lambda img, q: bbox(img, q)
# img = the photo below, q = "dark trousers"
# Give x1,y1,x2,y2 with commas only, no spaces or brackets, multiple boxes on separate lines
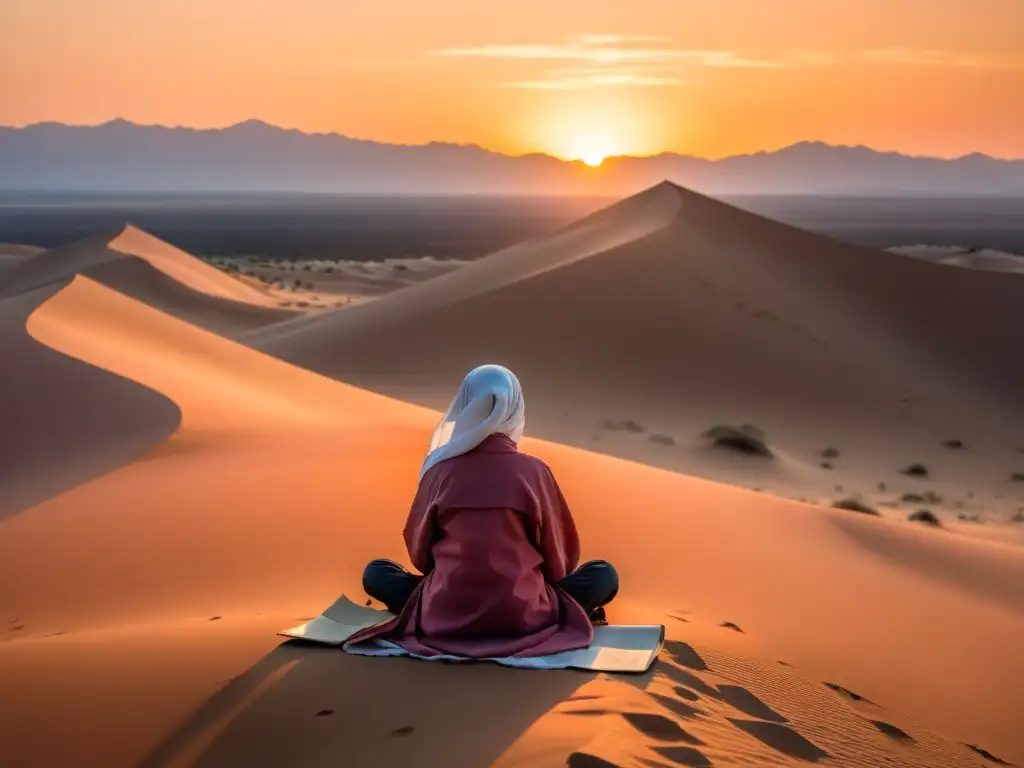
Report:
362,558,619,618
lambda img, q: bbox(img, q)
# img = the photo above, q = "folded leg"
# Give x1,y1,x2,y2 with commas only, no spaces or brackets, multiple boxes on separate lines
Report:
558,560,619,620
362,559,422,615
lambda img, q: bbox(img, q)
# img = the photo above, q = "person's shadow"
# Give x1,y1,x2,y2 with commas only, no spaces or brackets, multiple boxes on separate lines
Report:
141,640,592,767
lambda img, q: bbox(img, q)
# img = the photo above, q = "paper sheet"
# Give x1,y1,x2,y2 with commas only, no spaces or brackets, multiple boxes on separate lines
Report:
280,596,664,673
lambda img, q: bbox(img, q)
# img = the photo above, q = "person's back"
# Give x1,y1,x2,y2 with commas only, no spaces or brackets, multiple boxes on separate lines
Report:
413,437,569,640
356,364,618,659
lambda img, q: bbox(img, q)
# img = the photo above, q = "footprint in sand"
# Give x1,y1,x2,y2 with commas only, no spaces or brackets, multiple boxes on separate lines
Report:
719,621,744,633
823,682,877,705
965,744,1014,765
716,685,788,723
649,693,706,720
566,753,622,768
651,745,713,767
870,720,913,741
314,709,334,717
621,713,705,745
658,662,720,699
728,718,829,763
671,686,700,702
662,640,708,671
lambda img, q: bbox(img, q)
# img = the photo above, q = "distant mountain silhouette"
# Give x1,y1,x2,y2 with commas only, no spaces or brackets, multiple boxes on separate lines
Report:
2,120,1022,195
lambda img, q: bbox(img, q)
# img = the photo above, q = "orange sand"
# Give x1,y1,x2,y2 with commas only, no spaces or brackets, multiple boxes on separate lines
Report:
1,186,1022,767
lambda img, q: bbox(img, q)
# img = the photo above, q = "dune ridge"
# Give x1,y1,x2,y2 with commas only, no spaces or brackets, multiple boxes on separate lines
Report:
1,183,1022,766
0,280,180,521
0,225,296,334
252,183,1024,513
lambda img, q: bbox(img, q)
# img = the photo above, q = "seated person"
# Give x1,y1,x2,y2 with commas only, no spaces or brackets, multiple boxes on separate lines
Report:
354,364,618,658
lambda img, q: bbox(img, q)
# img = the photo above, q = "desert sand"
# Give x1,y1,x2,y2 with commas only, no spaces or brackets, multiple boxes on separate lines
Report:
0,225,296,335
1,183,1022,767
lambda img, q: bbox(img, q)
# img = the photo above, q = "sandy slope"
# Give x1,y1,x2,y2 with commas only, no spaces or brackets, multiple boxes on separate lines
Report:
0,280,179,521
252,183,1024,526
0,273,1022,767
0,226,295,334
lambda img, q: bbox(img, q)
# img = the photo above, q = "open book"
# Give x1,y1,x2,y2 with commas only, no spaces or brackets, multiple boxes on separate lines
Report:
280,596,664,673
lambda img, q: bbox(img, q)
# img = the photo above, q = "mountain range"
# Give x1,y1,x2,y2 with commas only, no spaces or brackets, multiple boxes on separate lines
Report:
2,119,1022,195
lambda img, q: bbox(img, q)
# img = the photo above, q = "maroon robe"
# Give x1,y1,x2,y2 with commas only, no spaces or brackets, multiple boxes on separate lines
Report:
350,434,594,657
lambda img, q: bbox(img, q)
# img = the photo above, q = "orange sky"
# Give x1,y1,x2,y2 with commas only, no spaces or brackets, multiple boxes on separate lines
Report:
4,0,1023,160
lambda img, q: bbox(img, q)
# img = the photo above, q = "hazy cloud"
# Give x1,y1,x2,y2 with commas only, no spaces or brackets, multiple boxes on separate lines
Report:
433,36,802,69
857,48,1023,68
430,36,1019,91
504,72,691,90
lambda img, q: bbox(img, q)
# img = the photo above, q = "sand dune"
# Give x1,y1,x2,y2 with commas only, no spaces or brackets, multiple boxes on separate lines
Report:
0,225,296,334
253,183,1024,521
1,185,1022,766
0,280,179,520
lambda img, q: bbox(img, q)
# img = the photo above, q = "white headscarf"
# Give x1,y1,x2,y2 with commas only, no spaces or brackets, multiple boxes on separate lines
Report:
419,364,526,481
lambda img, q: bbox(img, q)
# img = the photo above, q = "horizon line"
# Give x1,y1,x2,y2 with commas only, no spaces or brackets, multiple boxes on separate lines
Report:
3,118,1022,164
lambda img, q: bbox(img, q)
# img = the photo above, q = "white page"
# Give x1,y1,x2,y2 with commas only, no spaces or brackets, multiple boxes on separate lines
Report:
279,596,665,673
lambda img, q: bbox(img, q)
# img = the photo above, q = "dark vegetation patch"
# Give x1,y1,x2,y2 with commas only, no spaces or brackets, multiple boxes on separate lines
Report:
703,424,772,457
908,509,942,527
832,498,879,516
901,463,929,478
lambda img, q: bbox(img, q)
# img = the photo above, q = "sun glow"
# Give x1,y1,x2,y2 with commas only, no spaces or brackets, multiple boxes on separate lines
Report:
569,136,621,167
531,99,659,168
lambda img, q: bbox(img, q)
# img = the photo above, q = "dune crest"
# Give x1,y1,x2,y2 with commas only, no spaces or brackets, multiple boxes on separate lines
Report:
107,225,282,306
1,184,1022,766
0,281,179,521
250,183,1024,513
0,225,295,334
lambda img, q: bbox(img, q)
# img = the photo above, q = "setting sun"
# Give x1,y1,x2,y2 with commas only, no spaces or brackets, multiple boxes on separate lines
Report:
581,152,606,167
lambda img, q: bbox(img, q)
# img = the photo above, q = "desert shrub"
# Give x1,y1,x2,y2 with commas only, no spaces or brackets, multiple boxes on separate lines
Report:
944,439,965,449
1011,472,1024,482
901,463,929,478
832,498,879,516
1011,509,1024,523
820,461,833,470
649,433,675,447
900,492,925,503
908,509,941,527
703,424,772,457
296,300,310,308
821,447,840,459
